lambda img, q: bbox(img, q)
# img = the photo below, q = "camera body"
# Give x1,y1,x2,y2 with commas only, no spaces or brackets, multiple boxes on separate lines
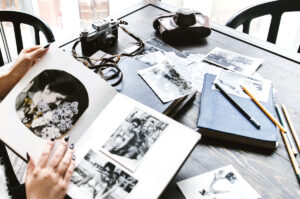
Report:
153,8,211,43
80,18,119,56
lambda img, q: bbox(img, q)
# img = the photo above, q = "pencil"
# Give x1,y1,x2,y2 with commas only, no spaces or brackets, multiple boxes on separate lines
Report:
280,128,300,183
242,86,287,133
282,104,300,152
275,105,298,156
215,82,261,129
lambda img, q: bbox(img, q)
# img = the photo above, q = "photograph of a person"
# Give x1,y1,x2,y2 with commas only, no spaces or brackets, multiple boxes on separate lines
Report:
203,47,263,75
15,69,89,140
70,149,138,199
139,63,193,103
102,108,169,171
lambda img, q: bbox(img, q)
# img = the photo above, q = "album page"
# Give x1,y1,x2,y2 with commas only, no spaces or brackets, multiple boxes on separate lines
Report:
0,47,117,161
68,93,201,199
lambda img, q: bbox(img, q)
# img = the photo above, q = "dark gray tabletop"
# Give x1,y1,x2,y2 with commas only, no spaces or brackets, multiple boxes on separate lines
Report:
61,2,300,199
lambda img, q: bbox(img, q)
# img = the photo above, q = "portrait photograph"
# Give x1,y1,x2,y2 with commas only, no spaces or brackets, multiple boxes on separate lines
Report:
102,107,169,171
203,47,263,76
139,63,193,103
70,149,138,199
15,69,89,140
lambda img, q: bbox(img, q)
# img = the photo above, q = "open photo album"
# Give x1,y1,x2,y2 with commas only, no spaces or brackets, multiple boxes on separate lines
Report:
0,47,200,199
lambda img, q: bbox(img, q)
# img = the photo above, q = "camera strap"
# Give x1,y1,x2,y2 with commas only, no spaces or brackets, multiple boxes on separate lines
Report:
72,22,145,87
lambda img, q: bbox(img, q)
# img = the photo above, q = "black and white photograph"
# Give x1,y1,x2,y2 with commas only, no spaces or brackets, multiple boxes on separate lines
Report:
214,70,271,102
70,149,138,199
102,107,169,171
182,50,205,63
126,45,169,66
15,69,89,140
145,38,193,69
138,63,193,103
203,47,263,75
177,165,261,199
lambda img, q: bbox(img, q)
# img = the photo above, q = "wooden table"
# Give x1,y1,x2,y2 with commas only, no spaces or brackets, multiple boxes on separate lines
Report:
61,2,300,199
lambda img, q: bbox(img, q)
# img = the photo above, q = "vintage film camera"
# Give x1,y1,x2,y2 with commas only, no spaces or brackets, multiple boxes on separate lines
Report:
80,18,120,56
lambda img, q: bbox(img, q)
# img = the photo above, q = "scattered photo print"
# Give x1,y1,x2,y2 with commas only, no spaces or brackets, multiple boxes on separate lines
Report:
175,60,222,92
125,45,169,66
102,107,169,171
177,165,261,199
203,47,263,75
182,50,205,63
214,70,271,102
15,70,89,140
70,149,138,199
139,63,193,103
145,38,193,69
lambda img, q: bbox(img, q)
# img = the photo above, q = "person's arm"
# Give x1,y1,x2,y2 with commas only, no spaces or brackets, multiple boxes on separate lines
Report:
114,132,135,150
0,45,49,99
25,137,75,199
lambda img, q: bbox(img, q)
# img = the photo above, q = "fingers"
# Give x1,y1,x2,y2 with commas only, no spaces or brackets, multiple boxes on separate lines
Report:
56,144,74,176
49,136,69,169
28,47,49,60
37,140,55,168
64,157,76,182
26,153,36,175
22,46,41,54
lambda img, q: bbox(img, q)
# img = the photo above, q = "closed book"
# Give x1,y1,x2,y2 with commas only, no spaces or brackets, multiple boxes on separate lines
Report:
115,57,195,116
197,74,278,149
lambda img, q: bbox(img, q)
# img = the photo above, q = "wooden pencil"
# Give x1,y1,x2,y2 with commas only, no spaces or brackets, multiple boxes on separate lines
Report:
242,86,287,133
275,105,298,155
280,129,300,183
282,104,300,152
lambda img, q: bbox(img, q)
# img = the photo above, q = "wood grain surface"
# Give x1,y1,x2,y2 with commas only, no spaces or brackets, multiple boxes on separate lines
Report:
51,2,300,199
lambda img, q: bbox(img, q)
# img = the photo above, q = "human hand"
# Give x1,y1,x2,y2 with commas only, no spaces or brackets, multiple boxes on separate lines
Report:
0,45,50,98
25,136,75,199
10,45,50,82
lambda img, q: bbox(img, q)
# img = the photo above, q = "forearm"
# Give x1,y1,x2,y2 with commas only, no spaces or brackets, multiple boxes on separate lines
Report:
0,72,20,99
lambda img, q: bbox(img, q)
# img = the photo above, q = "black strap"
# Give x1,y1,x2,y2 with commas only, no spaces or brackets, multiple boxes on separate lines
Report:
72,23,144,87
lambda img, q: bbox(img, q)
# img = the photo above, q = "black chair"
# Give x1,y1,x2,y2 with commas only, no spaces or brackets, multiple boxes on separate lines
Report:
225,0,300,53
0,10,55,66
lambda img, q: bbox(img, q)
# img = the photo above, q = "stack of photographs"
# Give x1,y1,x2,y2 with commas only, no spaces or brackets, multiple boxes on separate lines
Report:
138,63,194,103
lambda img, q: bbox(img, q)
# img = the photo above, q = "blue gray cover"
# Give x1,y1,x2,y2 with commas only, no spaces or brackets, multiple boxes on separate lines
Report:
197,74,278,148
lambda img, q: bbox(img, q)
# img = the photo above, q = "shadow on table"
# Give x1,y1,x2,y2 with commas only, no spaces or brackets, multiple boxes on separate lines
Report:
199,135,276,155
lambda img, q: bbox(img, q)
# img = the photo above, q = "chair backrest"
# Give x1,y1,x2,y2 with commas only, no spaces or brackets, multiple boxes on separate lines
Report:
225,0,300,52
0,10,55,64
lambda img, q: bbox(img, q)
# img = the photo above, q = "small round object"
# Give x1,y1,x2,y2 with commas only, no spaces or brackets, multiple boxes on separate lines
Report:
173,8,196,27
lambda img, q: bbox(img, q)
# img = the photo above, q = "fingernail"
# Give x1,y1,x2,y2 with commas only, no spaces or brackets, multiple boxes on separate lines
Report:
43,43,51,49
50,136,56,142
72,155,76,160
26,152,30,161
64,135,70,142
70,143,74,150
